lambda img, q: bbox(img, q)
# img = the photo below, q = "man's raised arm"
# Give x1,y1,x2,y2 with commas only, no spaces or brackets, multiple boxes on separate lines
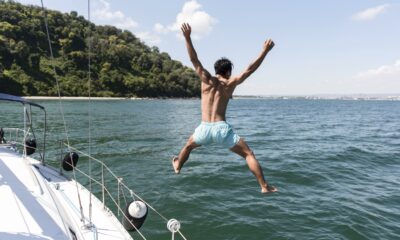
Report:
230,39,275,86
181,23,211,82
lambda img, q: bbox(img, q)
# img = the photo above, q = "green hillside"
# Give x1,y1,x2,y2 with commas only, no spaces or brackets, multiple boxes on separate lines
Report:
0,1,200,97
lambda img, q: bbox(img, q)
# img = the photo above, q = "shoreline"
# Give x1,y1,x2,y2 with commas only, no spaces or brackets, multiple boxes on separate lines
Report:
23,96,201,100
23,95,400,101
24,96,141,100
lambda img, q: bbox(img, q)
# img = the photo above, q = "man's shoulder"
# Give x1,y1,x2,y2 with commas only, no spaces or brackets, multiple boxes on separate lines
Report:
202,75,218,85
225,76,240,88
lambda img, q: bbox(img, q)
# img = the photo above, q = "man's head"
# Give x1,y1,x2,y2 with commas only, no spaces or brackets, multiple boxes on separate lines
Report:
214,58,233,77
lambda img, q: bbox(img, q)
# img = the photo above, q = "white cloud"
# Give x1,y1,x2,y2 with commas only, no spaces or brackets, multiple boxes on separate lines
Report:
16,0,214,45
92,0,159,46
136,32,161,45
354,60,400,80
352,4,389,21
93,0,138,31
345,60,400,93
154,23,169,34
115,19,138,30
155,0,216,40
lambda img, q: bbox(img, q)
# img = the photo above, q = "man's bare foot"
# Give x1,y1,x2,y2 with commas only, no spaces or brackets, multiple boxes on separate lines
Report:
261,184,277,194
171,156,180,174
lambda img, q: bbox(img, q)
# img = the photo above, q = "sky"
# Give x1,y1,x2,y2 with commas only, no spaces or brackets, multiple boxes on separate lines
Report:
15,0,400,95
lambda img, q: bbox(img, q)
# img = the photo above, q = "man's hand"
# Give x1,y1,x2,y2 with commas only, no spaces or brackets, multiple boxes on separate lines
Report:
181,23,191,39
231,38,274,86
263,39,275,52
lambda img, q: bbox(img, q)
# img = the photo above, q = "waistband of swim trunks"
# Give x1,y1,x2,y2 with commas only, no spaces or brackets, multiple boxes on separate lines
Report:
201,121,228,126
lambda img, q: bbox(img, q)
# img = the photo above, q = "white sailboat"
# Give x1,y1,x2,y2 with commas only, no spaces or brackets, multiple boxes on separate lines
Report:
0,94,185,240
0,93,130,239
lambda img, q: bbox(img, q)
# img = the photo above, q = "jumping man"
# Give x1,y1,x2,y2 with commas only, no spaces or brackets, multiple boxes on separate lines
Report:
172,23,277,193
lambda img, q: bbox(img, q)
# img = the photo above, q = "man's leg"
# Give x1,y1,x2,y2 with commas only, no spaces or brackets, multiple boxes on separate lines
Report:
230,138,277,193
172,135,201,174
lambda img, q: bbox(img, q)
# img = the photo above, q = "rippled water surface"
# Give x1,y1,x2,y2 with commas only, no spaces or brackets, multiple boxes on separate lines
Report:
1,99,399,239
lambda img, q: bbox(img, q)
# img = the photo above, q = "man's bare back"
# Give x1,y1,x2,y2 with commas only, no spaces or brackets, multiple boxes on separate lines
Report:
201,76,234,122
173,23,277,194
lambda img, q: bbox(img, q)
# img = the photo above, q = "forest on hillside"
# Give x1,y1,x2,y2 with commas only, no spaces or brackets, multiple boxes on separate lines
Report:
0,1,201,97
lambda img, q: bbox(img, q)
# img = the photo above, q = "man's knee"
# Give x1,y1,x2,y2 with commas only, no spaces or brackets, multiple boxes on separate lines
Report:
245,150,255,158
239,140,254,157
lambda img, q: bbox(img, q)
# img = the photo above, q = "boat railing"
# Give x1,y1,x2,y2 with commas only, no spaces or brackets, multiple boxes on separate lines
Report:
0,127,186,239
1,128,27,145
59,142,187,240
0,128,44,158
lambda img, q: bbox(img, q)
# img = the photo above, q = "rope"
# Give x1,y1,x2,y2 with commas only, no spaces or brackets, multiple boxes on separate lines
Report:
39,0,86,223
167,219,187,240
87,0,93,225
178,230,188,240
121,181,128,207
117,177,122,217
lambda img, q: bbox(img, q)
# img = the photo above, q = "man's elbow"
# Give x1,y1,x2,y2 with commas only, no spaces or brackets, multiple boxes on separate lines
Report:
190,57,199,65
243,69,254,78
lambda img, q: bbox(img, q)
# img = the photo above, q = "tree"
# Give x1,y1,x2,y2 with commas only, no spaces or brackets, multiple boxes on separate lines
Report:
0,1,200,97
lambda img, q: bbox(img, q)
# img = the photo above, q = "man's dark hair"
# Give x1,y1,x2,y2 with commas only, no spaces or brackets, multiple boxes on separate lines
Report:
214,58,233,76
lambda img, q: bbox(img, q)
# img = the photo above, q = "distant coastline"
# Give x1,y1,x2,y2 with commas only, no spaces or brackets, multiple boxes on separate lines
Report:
24,96,138,100
233,94,400,101
23,94,400,101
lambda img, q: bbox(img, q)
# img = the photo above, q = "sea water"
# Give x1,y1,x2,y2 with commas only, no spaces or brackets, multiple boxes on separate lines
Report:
1,99,399,239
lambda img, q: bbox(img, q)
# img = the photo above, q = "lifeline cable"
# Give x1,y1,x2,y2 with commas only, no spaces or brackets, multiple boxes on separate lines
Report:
87,0,93,226
40,0,86,224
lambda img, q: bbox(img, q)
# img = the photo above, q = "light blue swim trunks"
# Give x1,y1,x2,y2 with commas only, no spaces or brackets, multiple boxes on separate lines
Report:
193,121,240,148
